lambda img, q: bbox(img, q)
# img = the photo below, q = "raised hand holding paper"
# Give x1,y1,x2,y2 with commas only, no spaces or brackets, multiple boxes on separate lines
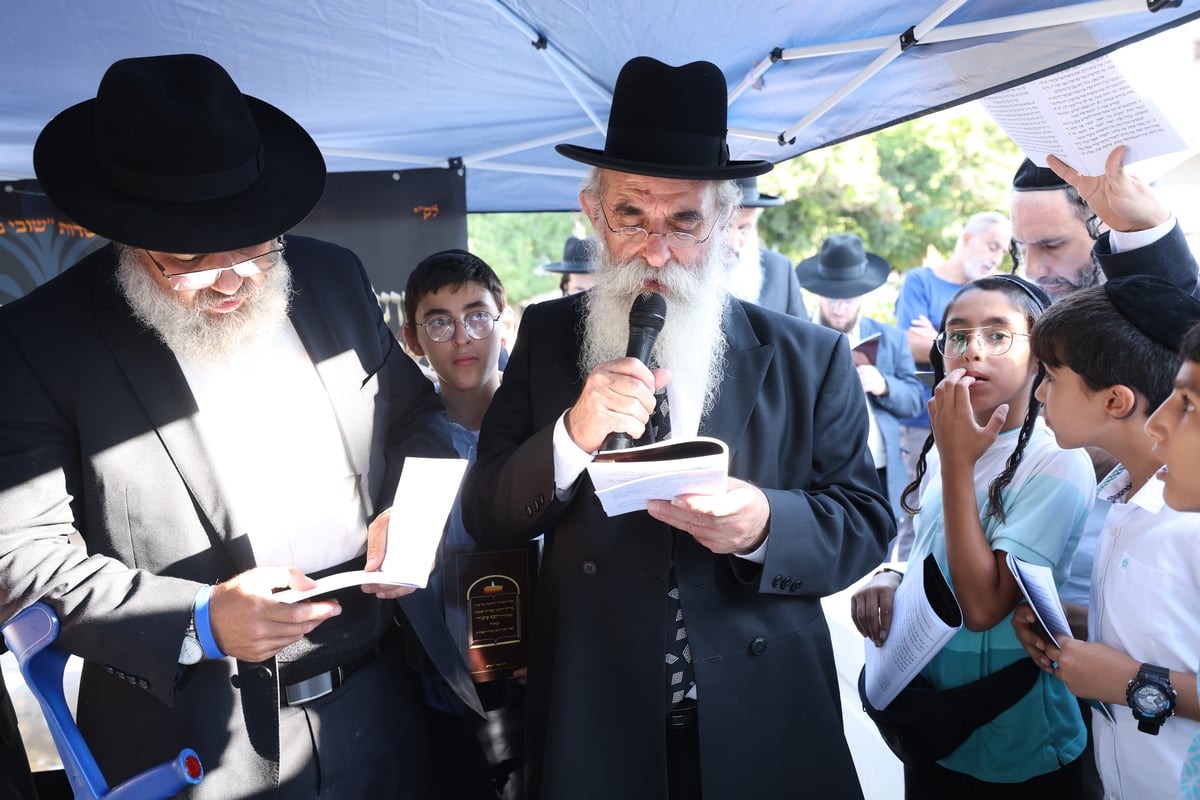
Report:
273,457,468,602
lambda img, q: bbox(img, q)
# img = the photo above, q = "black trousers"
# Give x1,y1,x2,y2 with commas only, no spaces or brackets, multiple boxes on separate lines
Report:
903,754,1083,800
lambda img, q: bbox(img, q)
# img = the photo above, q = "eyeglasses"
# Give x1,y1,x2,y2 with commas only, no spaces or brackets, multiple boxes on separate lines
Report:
935,326,1030,357
597,202,725,249
417,310,501,343
145,238,284,292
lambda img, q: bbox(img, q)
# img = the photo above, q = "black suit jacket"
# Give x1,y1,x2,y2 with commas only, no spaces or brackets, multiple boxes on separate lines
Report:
1095,221,1200,299
0,237,480,796
463,295,891,799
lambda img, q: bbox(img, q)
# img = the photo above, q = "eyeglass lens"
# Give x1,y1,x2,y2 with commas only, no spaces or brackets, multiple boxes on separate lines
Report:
422,311,497,342
938,327,1019,356
153,242,283,291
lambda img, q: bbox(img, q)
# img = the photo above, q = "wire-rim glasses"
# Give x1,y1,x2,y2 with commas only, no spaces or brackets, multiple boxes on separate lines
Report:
935,326,1030,357
418,310,501,343
597,202,725,249
146,238,284,292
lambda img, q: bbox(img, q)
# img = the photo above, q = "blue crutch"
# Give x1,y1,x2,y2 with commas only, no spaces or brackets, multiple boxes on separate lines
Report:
1,603,204,799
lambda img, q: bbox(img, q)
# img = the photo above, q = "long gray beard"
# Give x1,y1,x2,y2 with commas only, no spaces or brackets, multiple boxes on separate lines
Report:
725,239,763,305
578,239,729,418
115,245,293,361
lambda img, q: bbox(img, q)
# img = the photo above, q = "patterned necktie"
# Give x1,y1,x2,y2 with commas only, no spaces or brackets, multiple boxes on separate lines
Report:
656,391,694,705
650,389,671,443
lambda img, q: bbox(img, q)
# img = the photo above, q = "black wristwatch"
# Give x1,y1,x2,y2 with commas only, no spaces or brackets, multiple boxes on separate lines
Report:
1126,663,1177,735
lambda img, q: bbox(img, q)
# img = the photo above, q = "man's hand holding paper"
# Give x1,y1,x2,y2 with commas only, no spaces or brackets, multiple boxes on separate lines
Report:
647,476,769,555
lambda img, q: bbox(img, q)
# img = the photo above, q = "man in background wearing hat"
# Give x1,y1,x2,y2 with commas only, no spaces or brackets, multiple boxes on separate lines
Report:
463,56,890,800
798,234,924,522
541,235,598,297
723,176,808,318
0,54,480,798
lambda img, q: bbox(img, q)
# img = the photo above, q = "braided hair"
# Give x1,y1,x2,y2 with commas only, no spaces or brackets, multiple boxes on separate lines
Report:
900,275,1051,524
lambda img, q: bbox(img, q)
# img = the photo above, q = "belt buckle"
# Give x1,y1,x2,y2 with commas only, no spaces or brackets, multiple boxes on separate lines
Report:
283,666,344,707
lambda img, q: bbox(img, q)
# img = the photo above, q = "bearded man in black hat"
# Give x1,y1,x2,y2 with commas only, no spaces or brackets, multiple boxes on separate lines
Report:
463,56,891,800
0,54,481,798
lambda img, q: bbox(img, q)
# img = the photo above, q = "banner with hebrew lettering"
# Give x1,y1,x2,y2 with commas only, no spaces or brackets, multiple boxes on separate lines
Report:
0,180,105,304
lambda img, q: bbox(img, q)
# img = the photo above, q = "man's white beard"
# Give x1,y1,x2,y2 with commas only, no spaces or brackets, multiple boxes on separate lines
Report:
579,239,729,418
115,245,293,361
725,238,763,305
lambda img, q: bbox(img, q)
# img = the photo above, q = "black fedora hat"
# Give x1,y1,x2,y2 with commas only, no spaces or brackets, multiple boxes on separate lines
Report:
736,177,784,208
34,53,326,253
556,57,772,180
796,234,891,299
541,236,598,274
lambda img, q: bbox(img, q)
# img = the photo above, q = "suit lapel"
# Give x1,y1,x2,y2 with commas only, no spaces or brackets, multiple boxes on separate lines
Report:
701,302,774,465
91,258,251,567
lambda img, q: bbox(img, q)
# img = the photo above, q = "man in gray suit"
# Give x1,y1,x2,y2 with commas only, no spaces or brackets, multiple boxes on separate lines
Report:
463,56,890,800
0,54,479,798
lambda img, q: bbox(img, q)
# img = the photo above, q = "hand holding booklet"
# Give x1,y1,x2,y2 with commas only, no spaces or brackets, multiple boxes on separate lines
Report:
863,554,963,710
585,436,728,516
273,457,468,603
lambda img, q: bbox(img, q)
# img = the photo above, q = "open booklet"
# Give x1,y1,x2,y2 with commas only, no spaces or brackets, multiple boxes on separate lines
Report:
863,553,963,710
273,457,468,603
585,436,728,517
979,52,1190,176
1004,553,1072,648
850,331,881,367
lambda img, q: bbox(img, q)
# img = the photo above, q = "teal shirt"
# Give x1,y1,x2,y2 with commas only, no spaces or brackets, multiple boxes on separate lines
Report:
908,419,1094,782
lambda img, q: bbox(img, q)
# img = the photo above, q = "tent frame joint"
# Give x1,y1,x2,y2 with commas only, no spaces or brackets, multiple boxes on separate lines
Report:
1148,0,1181,11
899,25,919,51
531,33,547,49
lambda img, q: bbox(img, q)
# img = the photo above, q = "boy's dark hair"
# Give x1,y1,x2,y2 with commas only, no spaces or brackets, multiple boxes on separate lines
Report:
1031,285,1182,412
1184,322,1200,364
403,249,506,333
901,275,1048,524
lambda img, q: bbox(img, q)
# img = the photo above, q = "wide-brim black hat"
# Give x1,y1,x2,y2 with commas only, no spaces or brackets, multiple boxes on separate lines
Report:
796,233,891,299
736,176,784,208
541,236,598,274
557,57,772,180
34,53,326,253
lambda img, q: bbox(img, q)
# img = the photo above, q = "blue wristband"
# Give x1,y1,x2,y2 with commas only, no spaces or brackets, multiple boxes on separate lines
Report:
193,585,226,660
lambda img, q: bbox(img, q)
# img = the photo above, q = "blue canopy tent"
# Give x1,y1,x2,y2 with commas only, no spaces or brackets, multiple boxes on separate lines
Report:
1,0,1198,213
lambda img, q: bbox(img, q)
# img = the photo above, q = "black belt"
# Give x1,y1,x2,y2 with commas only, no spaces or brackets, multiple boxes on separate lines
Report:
281,640,388,707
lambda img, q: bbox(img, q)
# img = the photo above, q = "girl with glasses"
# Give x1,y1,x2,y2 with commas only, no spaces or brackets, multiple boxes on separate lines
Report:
853,275,1095,797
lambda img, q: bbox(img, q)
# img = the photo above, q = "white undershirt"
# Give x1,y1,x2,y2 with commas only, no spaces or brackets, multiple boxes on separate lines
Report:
175,321,366,573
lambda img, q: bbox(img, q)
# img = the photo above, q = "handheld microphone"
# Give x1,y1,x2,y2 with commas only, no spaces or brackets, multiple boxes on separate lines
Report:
601,291,667,451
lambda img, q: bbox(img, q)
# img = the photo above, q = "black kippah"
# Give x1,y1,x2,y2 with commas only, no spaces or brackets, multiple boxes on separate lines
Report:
1012,158,1068,192
991,274,1051,312
1104,275,1200,350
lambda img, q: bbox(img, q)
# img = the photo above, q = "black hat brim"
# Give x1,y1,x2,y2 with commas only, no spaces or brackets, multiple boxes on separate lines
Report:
556,143,773,181
34,95,326,253
796,253,891,299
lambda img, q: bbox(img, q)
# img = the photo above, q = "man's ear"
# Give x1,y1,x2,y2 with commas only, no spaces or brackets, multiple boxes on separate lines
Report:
1106,384,1141,421
579,190,599,231
400,326,424,358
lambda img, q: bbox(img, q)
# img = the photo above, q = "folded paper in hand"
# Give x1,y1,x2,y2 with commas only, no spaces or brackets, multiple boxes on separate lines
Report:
274,457,468,603
1005,553,1071,648
586,436,728,516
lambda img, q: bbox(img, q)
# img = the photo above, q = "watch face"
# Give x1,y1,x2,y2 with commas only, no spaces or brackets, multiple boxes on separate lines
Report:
179,636,204,665
1132,684,1170,715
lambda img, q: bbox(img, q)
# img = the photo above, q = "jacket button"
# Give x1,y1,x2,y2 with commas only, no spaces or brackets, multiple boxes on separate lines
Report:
750,637,768,656
230,674,241,689
582,561,598,576
256,665,274,681
525,505,533,517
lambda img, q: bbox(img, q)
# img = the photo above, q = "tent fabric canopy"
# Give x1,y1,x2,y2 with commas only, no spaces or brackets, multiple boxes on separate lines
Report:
1,0,1197,213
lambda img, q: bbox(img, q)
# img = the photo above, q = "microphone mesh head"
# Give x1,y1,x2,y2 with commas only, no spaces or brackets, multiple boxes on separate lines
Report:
630,291,667,330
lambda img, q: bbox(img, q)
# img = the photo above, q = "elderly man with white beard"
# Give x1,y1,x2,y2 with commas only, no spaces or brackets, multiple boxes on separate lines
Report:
462,57,892,800
0,54,481,798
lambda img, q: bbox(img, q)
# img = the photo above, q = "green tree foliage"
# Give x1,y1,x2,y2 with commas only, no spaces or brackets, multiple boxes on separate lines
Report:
759,108,1020,273
466,210,585,307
